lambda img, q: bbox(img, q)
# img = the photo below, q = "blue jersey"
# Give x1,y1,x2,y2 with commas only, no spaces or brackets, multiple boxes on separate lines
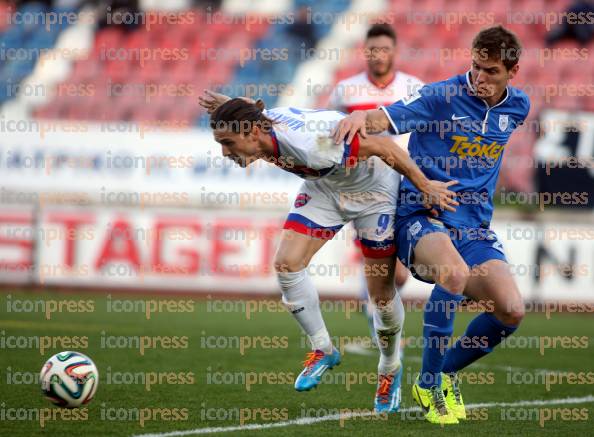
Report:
381,71,530,228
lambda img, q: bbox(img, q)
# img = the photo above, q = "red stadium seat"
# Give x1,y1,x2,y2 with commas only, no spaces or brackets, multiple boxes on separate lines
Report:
162,101,200,125
516,0,546,14
0,2,13,33
244,17,269,39
443,0,478,12
92,28,124,58
124,30,154,52
137,61,163,82
390,0,414,15
169,60,199,84
34,101,62,119
132,104,164,122
584,96,594,112
143,11,173,35
104,60,133,82
70,58,102,82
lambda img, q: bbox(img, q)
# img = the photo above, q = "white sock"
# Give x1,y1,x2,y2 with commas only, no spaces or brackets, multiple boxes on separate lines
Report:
278,269,333,354
373,291,404,374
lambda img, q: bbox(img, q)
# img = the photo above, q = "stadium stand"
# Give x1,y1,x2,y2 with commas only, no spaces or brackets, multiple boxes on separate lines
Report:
0,0,592,190
324,0,594,191
0,1,76,103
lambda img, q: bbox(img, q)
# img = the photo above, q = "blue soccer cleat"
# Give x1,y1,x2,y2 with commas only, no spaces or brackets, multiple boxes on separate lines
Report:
374,364,403,413
294,348,341,391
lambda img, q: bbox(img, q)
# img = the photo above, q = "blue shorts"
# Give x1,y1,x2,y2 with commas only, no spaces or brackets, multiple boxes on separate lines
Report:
395,213,507,283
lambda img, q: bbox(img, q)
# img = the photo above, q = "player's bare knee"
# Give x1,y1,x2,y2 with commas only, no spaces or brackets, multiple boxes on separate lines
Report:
273,254,306,273
394,267,408,288
495,291,526,326
499,303,525,326
370,283,394,307
441,263,470,293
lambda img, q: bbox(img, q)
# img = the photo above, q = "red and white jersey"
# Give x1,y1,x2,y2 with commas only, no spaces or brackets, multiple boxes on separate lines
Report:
264,106,397,193
327,71,424,148
264,107,400,247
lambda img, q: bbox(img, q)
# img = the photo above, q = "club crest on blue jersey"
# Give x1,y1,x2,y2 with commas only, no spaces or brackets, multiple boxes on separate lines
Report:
382,71,530,229
498,114,509,131
294,193,311,208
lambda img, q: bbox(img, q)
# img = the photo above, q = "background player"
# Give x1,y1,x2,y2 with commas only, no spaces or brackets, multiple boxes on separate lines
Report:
327,23,424,350
332,25,530,425
202,93,458,413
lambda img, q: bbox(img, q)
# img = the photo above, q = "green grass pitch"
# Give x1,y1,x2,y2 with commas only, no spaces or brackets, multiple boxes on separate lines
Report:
0,290,593,436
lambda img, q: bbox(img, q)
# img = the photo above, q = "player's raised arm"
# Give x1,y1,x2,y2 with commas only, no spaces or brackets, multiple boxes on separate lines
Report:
199,90,262,114
357,135,459,212
331,109,390,144
198,90,231,113
333,83,440,145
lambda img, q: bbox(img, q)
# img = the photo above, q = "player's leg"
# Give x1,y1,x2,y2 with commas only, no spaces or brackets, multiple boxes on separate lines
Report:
364,253,406,413
440,232,523,419
274,228,330,349
275,184,344,391
410,231,469,389
395,259,409,288
359,252,408,352
350,240,378,350
443,260,523,374
275,229,343,391
396,216,468,424
365,255,403,373
354,211,404,413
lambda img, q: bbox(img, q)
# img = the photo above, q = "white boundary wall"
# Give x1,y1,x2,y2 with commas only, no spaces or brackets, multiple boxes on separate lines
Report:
0,126,592,301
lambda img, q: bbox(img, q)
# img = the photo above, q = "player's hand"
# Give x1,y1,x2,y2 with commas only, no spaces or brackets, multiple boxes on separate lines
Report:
198,90,230,114
421,180,459,213
332,110,367,144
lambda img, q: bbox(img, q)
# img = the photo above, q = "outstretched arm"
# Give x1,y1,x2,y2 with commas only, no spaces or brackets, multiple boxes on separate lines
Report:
357,135,459,213
333,84,439,145
198,90,231,113
199,90,262,114
332,109,391,144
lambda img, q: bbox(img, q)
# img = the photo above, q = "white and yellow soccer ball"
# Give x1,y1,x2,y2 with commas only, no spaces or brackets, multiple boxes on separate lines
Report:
40,351,99,408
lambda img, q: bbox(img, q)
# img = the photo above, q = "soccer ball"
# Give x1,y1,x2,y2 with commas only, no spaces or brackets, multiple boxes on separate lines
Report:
40,351,99,408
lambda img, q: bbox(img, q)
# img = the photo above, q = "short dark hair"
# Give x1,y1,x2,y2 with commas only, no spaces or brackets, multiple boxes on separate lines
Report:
210,98,273,134
472,25,522,70
366,24,396,44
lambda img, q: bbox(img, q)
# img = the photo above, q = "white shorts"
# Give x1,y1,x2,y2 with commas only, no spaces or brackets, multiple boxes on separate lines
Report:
283,175,399,259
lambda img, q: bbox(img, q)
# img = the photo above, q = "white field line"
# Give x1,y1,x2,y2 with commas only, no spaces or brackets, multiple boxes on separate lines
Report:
132,395,594,437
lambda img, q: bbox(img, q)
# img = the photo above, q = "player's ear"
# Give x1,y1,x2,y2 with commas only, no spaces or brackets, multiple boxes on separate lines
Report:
508,64,519,80
250,123,260,138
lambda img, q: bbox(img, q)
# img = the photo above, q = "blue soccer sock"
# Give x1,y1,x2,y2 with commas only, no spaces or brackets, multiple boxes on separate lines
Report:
442,312,518,374
419,285,465,389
